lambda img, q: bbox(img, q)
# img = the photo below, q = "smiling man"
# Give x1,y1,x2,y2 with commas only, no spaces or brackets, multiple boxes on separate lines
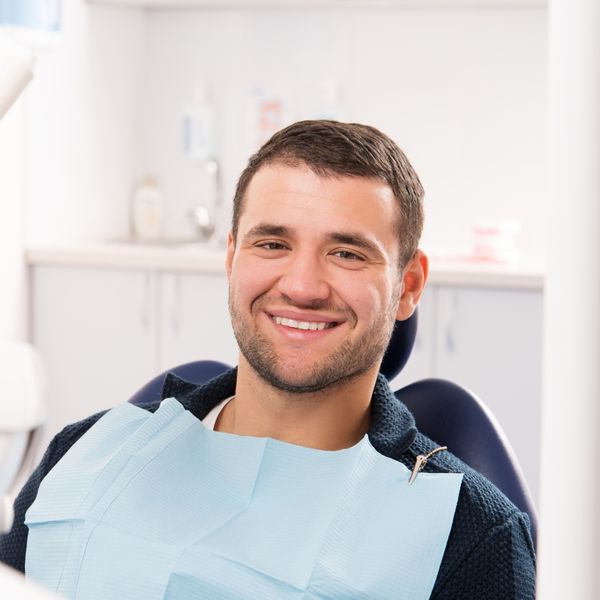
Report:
222,161,425,450
0,121,535,599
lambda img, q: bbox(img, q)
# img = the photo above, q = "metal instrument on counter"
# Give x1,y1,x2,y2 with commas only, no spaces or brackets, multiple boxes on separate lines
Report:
189,157,221,242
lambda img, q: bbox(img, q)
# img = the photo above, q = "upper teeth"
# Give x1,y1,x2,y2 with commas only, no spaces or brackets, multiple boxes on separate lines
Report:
274,316,332,331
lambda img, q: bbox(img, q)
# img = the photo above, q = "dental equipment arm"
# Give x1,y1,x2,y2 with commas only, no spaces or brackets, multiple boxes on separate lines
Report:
0,34,35,119
0,343,47,533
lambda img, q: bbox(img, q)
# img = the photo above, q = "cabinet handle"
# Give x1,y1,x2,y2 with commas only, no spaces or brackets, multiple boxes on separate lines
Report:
444,292,459,354
445,327,455,354
169,275,181,334
139,273,152,331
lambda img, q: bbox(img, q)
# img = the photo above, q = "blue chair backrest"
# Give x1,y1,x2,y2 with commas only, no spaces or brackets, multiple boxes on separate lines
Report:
395,378,537,545
128,360,231,407
380,311,418,381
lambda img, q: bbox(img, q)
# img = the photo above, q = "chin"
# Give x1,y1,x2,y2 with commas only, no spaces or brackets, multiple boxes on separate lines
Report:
252,361,369,396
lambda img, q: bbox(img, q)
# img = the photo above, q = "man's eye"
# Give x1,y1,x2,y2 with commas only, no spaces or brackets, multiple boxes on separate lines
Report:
332,250,364,261
257,242,287,251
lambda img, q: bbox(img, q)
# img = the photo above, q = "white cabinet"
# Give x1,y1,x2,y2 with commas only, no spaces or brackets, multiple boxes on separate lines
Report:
32,266,158,448
434,286,543,499
32,266,239,447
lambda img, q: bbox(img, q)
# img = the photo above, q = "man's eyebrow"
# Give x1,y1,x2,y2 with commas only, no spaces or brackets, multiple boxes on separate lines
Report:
327,231,383,255
243,223,291,239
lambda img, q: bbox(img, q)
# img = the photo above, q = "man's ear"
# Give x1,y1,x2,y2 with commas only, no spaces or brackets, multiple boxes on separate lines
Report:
395,250,429,321
225,231,235,279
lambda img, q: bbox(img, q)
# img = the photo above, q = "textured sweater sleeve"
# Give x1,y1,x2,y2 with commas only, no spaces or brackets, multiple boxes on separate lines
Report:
432,511,536,600
0,412,105,572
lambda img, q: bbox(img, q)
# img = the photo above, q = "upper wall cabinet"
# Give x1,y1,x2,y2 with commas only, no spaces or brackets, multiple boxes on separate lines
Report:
87,0,547,8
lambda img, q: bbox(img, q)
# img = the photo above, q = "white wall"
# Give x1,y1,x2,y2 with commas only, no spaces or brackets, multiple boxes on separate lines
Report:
25,0,144,245
22,5,547,254
136,7,547,255
0,99,28,341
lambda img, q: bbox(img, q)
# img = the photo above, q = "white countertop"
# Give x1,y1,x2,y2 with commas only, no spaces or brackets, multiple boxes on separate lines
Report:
26,241,545,290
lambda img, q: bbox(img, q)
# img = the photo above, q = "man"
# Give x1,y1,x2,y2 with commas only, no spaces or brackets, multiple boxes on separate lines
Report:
0,120,535,598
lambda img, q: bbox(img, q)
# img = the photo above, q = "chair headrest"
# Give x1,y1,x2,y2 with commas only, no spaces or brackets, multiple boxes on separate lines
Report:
379,310,418,381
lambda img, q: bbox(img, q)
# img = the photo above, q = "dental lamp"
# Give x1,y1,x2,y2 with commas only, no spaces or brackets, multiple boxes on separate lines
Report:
0,15,42,529
0,32,35,119
0,26,59,599
0,29,40,528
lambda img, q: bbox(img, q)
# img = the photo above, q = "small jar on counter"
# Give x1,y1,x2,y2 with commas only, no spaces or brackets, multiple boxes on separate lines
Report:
130,177,165,242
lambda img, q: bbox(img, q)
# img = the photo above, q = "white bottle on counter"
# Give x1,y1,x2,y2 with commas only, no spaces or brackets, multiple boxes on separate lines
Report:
130,177,164,242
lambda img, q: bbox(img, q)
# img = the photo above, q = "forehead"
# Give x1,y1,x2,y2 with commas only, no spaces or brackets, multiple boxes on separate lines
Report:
240,164,401,250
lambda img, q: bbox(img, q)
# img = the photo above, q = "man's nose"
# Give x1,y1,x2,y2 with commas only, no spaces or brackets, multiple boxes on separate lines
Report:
276,253,330,306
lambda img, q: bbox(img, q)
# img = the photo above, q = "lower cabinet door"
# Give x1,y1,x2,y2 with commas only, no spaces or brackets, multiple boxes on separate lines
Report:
32,266,158,448
434,286,543,501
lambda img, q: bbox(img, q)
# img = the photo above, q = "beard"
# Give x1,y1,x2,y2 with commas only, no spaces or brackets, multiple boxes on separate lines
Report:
228,290,399,395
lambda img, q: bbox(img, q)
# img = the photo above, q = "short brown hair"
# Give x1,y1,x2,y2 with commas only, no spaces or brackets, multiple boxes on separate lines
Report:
232,120,424,267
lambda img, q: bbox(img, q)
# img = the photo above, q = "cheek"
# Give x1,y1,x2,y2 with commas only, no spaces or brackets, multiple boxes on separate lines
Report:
230,258,279,303
336,277,389,318
365,280,400,319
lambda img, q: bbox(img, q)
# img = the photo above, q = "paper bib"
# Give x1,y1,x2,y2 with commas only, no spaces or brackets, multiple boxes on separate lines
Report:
25,399,462,599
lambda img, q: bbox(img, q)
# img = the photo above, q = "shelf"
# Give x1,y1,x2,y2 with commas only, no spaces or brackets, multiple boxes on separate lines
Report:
87,0,547,10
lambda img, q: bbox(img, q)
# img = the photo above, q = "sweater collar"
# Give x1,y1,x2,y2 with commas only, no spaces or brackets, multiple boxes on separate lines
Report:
161,368,417,459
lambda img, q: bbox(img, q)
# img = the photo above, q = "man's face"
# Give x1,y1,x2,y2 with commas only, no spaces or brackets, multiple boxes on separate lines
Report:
226,163,407,394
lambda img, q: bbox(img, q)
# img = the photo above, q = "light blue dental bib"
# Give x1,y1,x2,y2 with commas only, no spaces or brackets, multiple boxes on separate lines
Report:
25,399,462,600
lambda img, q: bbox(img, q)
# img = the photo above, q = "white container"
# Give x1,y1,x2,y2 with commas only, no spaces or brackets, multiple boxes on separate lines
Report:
131,177,164,242
182,81,216,162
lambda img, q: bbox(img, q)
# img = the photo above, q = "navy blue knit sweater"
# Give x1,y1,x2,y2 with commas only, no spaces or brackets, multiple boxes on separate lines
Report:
0,369,535,598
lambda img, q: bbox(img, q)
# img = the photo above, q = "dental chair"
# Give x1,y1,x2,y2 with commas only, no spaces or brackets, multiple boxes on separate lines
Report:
128,310,537,546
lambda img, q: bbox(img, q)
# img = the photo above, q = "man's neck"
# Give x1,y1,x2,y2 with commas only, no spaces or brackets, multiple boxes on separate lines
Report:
215,358,377,451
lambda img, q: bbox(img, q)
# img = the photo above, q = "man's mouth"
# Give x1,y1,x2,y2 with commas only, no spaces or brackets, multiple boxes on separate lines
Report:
272,316,338,331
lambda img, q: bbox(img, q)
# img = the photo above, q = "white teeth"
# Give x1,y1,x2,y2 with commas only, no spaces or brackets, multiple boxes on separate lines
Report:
274,316,331,331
